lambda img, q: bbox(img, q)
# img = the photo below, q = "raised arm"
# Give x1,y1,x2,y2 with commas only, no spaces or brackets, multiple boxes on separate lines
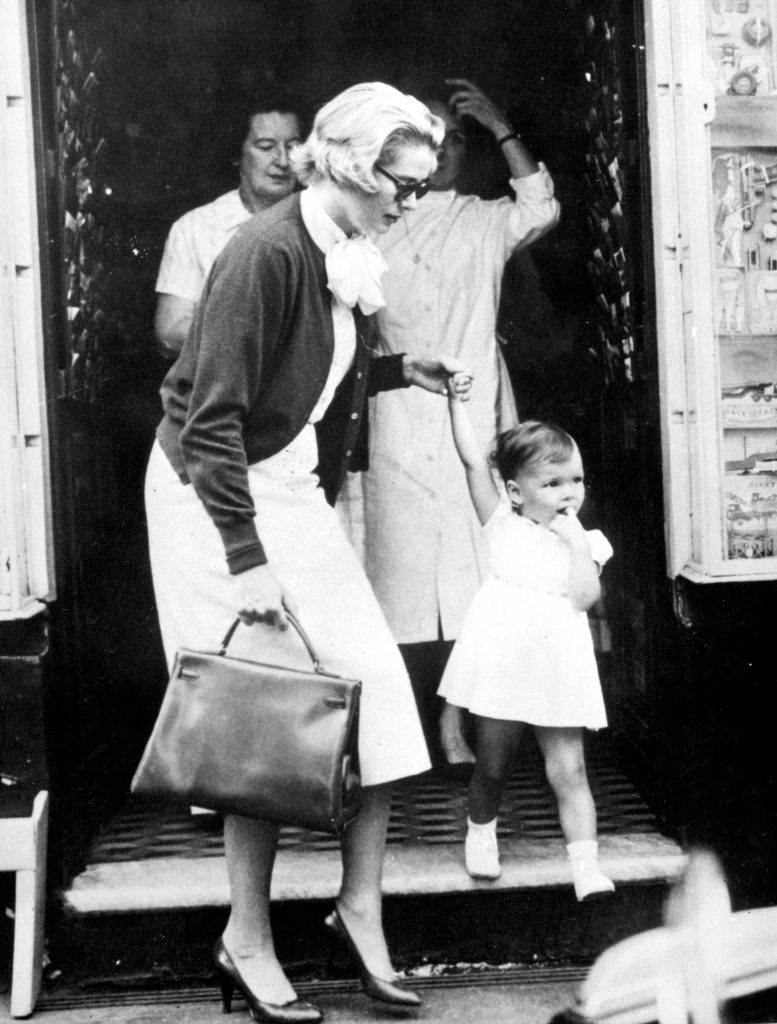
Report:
445,78,560,257
446,78,540,179
448,395,500,526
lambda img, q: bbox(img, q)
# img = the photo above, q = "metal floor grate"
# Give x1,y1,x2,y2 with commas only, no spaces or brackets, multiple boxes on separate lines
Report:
89,735,658,864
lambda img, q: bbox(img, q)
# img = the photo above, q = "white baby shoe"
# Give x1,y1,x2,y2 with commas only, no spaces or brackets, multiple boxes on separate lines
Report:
465,818,501,880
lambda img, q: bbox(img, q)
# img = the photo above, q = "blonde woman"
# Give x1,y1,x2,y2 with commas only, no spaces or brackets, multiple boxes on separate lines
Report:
145,83,470,1023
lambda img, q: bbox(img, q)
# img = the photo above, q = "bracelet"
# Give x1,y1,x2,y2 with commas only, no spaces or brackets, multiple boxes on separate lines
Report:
496,131,521,147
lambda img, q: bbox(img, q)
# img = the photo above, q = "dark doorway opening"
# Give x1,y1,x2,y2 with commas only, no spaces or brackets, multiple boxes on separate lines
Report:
39,0,676,892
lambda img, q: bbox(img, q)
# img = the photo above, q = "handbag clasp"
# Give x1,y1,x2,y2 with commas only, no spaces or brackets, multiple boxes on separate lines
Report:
324,696,347,709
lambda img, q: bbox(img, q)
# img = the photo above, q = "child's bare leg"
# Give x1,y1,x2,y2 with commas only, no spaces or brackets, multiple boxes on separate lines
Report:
469,716,525,823
535,726,613,899
440,702,476,765
534,726,595,840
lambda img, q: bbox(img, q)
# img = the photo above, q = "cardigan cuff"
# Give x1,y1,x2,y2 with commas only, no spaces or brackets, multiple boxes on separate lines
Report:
221,521,269,575
368,352,410,396
390,353,411,388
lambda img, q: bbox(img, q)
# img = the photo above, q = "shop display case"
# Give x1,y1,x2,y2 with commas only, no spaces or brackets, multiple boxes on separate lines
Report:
648,0,777,580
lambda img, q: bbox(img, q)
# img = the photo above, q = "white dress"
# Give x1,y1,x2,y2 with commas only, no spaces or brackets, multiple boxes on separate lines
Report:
145,189,431,788
438,504,612,728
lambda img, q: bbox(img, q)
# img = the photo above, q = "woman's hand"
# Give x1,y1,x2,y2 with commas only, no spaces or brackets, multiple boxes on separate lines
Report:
403,353,473,397
445,77,538,178
233,563,298,629
445,78,513,139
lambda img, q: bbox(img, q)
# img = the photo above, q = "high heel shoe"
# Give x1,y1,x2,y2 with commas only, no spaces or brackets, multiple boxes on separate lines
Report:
213,937,323,1023
323,907,421,1009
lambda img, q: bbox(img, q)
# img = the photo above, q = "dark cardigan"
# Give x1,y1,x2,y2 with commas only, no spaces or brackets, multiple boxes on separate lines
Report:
157,193,408,574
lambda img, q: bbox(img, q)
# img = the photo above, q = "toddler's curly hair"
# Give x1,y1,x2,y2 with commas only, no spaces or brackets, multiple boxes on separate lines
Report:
492,420,577,483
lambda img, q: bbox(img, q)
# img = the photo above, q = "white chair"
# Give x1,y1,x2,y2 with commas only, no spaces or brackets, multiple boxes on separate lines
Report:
0,791,48,1018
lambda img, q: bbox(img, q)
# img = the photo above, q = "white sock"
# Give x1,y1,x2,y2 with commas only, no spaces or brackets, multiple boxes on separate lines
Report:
465,816,500,879
566,840,614,901
566,839,598,861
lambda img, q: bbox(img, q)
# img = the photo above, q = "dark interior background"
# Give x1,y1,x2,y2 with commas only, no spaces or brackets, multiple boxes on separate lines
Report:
62,0,602,426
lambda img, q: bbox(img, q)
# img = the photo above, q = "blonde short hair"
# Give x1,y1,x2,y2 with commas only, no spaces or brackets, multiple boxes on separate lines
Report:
291,82,444,193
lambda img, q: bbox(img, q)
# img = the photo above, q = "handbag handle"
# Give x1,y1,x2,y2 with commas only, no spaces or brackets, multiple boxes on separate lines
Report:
219,610,326,674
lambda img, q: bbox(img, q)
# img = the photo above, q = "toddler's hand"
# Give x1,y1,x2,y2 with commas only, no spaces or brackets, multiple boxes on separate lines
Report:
548,508,587,545
447,370,473,402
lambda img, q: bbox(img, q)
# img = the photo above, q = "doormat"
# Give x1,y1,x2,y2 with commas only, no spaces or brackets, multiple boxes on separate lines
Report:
87,736,658,864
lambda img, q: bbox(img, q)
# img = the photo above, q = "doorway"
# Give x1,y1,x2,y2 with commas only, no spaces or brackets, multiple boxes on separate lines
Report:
36,0,680,888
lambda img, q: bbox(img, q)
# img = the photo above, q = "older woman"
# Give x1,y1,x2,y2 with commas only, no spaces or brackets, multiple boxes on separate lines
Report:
154,92,303,359
145,83,468,1023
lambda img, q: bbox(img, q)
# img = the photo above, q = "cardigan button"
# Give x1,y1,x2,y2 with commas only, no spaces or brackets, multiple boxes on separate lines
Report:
356,371,363,380
345,450,352,458
350,412,359,420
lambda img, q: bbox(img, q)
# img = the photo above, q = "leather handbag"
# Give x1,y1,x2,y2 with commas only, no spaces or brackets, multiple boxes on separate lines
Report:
131,612,361,833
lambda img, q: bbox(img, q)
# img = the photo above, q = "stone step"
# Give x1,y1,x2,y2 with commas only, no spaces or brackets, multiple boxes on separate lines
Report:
52,740,686,986
63,831,685,915
52,849,683,997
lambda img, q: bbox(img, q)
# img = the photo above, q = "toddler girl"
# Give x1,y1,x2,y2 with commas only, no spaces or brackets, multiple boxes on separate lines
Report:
439,395,615,901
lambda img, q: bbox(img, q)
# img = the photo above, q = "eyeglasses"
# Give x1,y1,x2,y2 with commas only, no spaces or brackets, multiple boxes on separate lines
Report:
374,164,432,202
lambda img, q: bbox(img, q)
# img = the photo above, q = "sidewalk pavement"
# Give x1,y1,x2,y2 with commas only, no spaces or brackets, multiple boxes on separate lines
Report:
1,976,580,1024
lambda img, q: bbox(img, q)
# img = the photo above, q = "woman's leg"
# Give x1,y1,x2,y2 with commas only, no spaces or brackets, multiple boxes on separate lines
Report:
222,813,298,1004
468,716,525,823
336,782,395,980
534,727,595,841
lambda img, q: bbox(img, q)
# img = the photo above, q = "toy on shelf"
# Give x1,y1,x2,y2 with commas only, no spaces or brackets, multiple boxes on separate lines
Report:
711,151,777,345
722,381,777,426
707,0,775,94
725,473,777,557
716,269,747,332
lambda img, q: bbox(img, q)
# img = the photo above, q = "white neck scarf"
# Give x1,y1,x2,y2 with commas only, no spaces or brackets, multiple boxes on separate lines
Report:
325,235,387,315
300,188,387,315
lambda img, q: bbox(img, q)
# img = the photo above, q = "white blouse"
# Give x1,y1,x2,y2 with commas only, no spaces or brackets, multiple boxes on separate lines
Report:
299,187,358,424
155,189,252,302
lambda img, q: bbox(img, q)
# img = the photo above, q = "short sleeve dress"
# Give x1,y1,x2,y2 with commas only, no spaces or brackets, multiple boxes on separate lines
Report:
437,503,613,728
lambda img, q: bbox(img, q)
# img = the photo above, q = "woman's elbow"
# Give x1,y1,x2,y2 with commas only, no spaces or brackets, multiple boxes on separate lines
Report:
536,199,561,236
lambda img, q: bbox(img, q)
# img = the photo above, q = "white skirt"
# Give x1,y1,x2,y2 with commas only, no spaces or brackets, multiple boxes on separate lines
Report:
144,429,431,787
